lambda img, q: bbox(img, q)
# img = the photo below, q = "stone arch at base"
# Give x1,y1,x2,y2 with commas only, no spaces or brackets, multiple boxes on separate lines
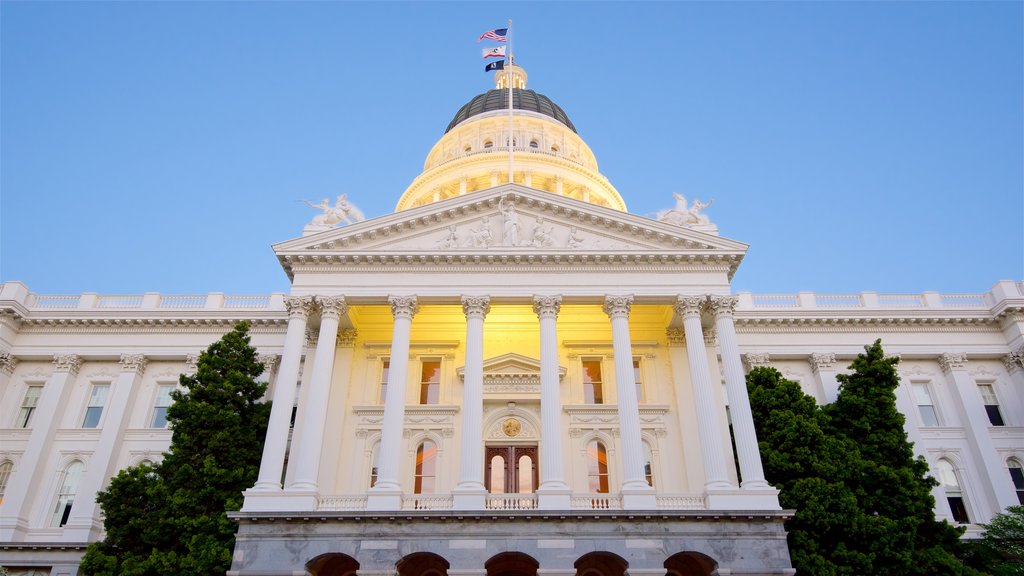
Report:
397,551,451,576
307,552,359,576
664,551,717,576
574,551,628,576
485,551,539,576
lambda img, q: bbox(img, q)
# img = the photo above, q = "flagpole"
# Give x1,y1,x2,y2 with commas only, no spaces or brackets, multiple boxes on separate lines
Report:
507,18,514,189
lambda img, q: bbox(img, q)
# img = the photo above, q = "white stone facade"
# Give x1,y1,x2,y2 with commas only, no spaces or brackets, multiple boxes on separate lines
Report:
2,70,1022,576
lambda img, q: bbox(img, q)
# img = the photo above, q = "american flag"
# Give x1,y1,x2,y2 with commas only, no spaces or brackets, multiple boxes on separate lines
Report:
478,28,508,42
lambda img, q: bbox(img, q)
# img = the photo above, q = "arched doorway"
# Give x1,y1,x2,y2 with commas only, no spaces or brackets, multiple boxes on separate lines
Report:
397,552,450,576
574,551,627,576
664,551,717,576
307,553,359,576
485,551,539,576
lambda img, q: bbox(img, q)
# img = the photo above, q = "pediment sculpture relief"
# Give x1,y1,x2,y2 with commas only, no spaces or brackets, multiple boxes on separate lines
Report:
656,193,719,234
302,194,366,236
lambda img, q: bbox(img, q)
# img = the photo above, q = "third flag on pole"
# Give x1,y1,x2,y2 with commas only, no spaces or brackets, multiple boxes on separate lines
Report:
482,46,506,59
485,60,505,72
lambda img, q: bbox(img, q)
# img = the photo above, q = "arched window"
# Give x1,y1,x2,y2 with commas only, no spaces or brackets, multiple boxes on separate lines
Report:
51,460,84,527
414,440,437,494
463,144,471,153
483,139,493,149
369,443,380,488
586,440,609,493
550,144,559,153
1008,459,1024,505
529,139,539,149
937,459,969,524
642,442,654,487
0,460,13,505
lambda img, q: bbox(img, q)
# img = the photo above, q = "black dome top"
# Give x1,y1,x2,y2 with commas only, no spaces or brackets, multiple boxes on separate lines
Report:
445,88,577,134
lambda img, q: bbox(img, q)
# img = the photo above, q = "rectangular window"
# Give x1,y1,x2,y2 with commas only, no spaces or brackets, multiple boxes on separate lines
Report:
378,358,390,404
290,383,301,429
151,385,175,428
582,359,604,404
1009,462,1024,505
948,496,970,524
419,359,440,405
82,384,110,428
912,383,939,427
977,384,1004,426
17,385,43,428
633,358,645,403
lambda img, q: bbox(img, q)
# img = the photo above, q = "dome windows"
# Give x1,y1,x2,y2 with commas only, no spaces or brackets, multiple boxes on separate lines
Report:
529,139,539,149
483,139,493,149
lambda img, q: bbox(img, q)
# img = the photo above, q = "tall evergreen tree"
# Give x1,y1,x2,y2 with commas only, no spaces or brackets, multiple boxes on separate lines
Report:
748,341,976,575
81,321,270,576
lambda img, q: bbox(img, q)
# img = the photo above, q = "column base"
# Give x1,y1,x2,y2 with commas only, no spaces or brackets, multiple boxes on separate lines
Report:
621,482,657,509
366,486,403,511
705,488,781,510
61,517,103,541
240,488,318,512
537,483,571,510
0,517,28,542
452,484,487,510
248,480,283,492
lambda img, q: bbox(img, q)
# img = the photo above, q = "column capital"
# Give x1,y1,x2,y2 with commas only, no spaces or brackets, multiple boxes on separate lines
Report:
317,296,348,320
939,352,968,374
119,354,148,375
389,295,419,320
674,295,706,320
743,352,771,371
284,295,316,320
0,351,18,376
533,295,562,319
52,353,82,375
603,295,634,320
1002,349,1024,373
665,327,685,346
337,328,358,348
257,354,281,374
703,327,718,346
184,353,200,375
809,352,836,374
461,296,491,320
707,295,738,319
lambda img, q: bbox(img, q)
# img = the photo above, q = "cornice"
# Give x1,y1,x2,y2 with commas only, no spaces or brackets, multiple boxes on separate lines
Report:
15,317,287,333
734,315,997,334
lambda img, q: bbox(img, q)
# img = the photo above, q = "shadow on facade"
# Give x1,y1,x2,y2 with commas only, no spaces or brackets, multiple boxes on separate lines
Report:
664,551,717,576
486,551,540,576
307,553,359,576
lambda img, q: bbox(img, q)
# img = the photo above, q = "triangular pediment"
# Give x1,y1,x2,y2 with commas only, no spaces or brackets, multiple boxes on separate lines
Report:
275,185,748,255
456,352,566,380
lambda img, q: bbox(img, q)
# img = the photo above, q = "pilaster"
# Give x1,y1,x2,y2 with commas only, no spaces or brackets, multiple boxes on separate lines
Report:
809,352,840,404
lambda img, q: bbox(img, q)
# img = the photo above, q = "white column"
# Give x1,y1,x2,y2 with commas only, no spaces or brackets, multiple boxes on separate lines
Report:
810,352,841,404
289,296,347,495
454,296,489,509
65,354,148,540
534,295,570,508
0,354,81,541
674,296,732,491
940,353,1018,517
251,296,314,492
709,295,770,490
368,296,419,511
604,295,656,508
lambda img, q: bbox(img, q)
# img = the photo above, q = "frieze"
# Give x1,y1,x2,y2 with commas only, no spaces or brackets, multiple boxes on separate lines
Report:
83,366,118,380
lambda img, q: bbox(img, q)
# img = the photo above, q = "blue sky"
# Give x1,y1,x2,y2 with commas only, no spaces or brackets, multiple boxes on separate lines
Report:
2,1,1021,296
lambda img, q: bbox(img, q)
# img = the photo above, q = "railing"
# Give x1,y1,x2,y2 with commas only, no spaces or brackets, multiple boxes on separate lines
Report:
742,291,991,310
158,295,206,309
401,495,454,511
940,294,986,307
97,295,144,308
318,495,368,511
570,494,622,510
878,294,923,307
750,294,799,307
224,295,272,308
656,494,706,509
29,294,81,308
17,292,282,311
485,493,538,510
814,294,861,307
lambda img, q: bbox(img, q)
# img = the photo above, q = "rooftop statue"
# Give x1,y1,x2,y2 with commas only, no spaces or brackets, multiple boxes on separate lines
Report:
305,194,366,228
656,193,713,228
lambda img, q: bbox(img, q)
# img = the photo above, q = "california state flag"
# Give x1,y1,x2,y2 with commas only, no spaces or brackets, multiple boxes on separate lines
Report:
482,46,506,59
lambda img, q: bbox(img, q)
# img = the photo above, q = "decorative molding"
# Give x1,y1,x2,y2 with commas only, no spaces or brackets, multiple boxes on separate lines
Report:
284,295,316,320
336,329,358,348
707,295,738,319
674,295,706,320
317,296,348,320
532,295,561,320
938,352,968,374
702,327,717,346
305,327,319,347
119,354,148,375
602,295,633,320
1002,352,1023,374
665,327,685,346
809,353,836,374
461,296,491,320
184,354,200,375
388,296,419,320
257,354,281,375
0,352,18,376
52,354,82,375
743,353,771,371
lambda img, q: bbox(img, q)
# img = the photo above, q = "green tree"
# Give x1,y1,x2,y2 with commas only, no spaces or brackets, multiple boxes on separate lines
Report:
976,505,1024,575
81,321,270,576
748,341,976,575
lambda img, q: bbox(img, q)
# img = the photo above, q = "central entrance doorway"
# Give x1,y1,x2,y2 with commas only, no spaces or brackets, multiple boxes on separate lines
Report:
485,445,538,494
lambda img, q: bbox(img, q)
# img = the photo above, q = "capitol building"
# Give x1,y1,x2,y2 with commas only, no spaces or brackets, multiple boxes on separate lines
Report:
1,65,1022,576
